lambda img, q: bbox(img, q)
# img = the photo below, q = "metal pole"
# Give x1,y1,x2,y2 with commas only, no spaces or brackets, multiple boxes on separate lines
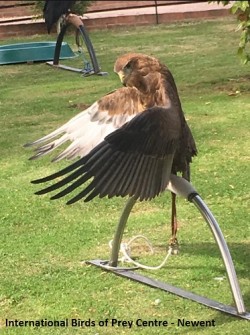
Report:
66,14,102,74
167,174,246,315
53,24,68,65
192,195,246,315
108,175,246,315
154,0,159,24
78,25,101,74
109,196,137,267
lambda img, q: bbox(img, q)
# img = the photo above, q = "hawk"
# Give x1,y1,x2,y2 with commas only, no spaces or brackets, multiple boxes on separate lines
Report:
43,0,76,33
25,53,197,251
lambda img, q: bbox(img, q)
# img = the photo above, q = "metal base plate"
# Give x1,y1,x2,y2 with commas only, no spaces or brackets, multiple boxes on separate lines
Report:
46,61,108,76
86,259,250,320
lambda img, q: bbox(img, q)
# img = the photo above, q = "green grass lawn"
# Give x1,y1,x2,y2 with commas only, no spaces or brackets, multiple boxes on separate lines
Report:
0,17,249,334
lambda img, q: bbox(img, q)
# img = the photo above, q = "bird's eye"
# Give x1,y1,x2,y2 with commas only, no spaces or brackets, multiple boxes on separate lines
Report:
124,61,132,70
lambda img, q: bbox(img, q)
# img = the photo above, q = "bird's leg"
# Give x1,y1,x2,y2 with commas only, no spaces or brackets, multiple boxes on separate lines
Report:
168,192,179,255
66,13,84,30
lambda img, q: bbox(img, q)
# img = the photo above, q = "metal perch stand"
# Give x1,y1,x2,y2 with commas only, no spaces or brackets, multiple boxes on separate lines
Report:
87,175,250,320
47,14,108,76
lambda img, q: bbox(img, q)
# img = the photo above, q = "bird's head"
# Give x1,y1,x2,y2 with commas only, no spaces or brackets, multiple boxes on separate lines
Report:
114,53,140,86
114,53,162,91
116,62,132,86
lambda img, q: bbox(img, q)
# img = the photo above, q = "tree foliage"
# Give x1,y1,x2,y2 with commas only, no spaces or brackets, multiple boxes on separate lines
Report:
212,1,250,63
31,1,95,17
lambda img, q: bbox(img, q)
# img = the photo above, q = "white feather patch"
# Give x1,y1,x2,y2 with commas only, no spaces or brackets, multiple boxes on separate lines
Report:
27,101,135,161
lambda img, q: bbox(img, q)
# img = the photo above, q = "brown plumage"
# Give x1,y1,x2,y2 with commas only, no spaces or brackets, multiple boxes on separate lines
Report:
25,53,197,248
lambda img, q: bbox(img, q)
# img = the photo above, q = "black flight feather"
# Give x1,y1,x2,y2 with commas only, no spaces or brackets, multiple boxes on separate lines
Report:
43,0,76,33
32,107,181,203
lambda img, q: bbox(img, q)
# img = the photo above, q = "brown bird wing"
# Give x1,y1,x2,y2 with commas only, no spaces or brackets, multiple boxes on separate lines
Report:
24,87,146,162
32,107,181,203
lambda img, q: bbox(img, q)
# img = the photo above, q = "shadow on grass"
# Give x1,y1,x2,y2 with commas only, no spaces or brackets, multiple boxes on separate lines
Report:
177,242,250,313
192,290,250,332
180,242,249,279
150,241,250,310
137,241,250,326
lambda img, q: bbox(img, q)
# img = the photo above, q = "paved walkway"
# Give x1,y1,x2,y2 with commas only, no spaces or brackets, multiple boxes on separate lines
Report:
81,1,231,30
0,1,231,39
82,2,231,19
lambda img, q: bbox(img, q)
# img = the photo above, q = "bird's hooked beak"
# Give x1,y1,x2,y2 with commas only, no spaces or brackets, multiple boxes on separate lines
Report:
117,71,126,85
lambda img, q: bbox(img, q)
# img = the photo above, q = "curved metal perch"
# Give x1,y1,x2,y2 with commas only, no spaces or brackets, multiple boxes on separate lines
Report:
87,175,250,319
167,175,246,315
47,14,107,76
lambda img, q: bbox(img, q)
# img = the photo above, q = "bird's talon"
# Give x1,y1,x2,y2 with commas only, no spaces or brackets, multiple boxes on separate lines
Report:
168,238,180,255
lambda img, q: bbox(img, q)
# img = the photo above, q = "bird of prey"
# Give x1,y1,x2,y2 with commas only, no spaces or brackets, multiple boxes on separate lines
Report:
25,53,197,250
43,0,76,33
